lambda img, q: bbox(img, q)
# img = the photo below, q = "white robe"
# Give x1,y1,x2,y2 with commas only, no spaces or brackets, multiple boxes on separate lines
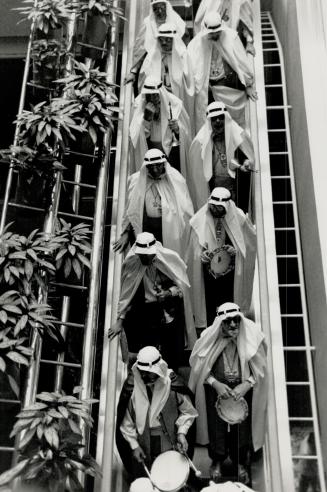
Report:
187,28,254,131
194,0,254,36
188,313,268,450
117,242,197,349
122,162,194,260
186,202,256,328
189,117,254,210
129,88,192,182
133,2,186,65
138,37,195,135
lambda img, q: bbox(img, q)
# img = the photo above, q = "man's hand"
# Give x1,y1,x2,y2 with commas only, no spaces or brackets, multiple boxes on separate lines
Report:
200,247,211,264
246,85,258,101
233,381,252,401
240,159,254,173
246,42,256,56
113,231,129,253
176,433,188,453
108,319,123,340
168,119,179,134
213,380,234,399
132,446,146,463
144,102,157,121
124,72,136,85
156,287,172,303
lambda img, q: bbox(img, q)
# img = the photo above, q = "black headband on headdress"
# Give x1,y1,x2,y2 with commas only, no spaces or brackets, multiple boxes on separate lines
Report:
144,82,163,90
217,307,241,317
137,356,161,367
159,29,177,35
210,195,231,203
144,155,166,163
135,239,156,248
207,107,227,116
204,22,222,30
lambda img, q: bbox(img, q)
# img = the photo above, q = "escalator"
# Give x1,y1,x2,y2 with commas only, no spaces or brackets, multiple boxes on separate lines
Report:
94,1,327,492
1,1,326,491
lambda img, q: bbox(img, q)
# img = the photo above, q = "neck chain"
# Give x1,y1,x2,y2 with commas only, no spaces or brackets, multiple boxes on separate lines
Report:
223,342,239,382
150,183,162,211
213,138,227,168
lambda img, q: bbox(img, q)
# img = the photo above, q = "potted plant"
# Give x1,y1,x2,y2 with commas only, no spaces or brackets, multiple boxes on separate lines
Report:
79,0,125,60
0,224,57,296
0,388,100,492
0,290,32,397
51,219,92,292
0,145,66,208
16,99,83,152
14,0,76,38
31,39,66,89
56,61,118,159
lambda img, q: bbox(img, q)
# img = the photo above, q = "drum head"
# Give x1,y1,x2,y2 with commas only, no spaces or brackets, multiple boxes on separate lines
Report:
150,450,189,492
209,246,236,278
216,396,249,425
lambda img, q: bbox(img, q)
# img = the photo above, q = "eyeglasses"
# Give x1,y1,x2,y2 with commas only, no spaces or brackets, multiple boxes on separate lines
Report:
224,315,241,324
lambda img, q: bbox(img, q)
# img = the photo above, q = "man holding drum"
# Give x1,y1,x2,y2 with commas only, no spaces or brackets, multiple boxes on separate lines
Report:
117,346,198,483
189,303,268,484
186,187,256,328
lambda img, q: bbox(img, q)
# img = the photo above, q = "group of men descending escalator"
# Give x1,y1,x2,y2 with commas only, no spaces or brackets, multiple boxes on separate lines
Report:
108,1,268,491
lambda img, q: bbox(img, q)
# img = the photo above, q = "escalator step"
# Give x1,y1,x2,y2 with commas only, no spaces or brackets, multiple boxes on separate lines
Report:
281,316,305,346
273,203,294,227
268,130,287,152
277,257,300,284
279,285,302,314
270,153,290,175
284,351,309,382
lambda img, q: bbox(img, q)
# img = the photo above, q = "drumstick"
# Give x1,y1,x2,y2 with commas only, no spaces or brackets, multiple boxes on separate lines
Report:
181,452,202,477
142,463,158,490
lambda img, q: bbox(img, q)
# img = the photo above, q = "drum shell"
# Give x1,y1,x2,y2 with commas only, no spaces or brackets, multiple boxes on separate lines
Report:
150,450,190,492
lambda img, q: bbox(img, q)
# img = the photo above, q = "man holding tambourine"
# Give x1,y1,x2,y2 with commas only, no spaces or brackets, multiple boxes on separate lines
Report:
189,303,268,485
186,187,256,328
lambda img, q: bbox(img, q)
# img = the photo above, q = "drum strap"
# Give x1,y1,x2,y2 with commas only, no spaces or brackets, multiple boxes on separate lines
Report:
158,412,175,449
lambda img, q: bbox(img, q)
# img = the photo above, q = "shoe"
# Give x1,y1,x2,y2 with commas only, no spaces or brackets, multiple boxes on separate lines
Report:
210,461,222,482
238,464,250,484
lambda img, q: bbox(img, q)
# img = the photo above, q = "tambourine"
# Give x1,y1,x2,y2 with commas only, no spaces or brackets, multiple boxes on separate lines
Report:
208,245,236,278
215,395,249,425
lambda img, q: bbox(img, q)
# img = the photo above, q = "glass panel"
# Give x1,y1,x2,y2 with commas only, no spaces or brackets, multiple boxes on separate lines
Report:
287,386,312,417
293,458,320,492
285,351,308,382
282,316,305,346
277,257,300,284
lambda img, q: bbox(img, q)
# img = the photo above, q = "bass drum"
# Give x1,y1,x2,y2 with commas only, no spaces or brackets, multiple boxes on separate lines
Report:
150,450,189,492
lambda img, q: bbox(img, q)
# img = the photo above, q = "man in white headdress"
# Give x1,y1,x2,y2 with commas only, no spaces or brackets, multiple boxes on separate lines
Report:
138,22,195,129
113,149,194,261
201,480,256,491
129,76,192,177
125,0,186,87
109,232,196,368
189,302,267,484
186,187,256,329
188,101,255,212
117,346,198,479
194,0,255,55
187,12,257,132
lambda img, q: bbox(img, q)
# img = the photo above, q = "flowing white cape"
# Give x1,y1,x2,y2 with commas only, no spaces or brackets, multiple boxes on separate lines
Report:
188,312,268,450
194,0,254,35
188,115,254,210
117,242,197,349
131,358,171,434
133,1,186,64
187,27,254,131
139,36,195,134
186,201,256,328
129,87,192,180
123,162,194,260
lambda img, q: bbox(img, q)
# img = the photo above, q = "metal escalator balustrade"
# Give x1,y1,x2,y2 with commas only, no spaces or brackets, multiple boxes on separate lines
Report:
261,11,326,492
0,2,122,485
